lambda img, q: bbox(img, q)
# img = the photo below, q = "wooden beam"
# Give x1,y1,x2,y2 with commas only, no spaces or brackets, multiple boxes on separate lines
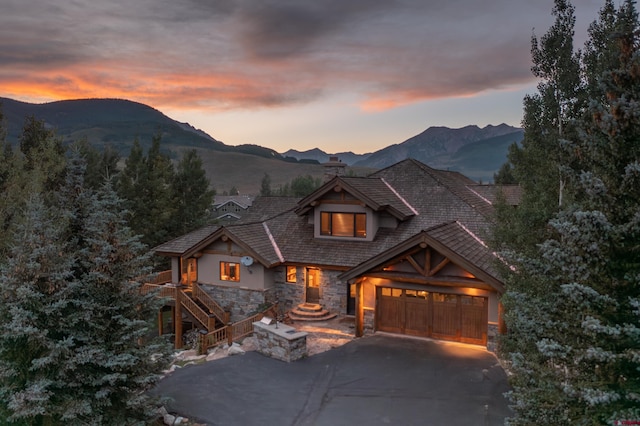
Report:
363,271,493,290
355,280,364,337
429,258,450,276
406,255,426,276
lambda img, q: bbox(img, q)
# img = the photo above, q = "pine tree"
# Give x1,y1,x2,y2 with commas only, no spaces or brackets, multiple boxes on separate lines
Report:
117,136,176,248
170,149,215,237
0,152,172,423
73,139,120,190
499,1,640,424
260,172,272,196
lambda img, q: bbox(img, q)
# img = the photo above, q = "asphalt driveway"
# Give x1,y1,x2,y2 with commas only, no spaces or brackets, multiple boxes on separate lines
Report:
153,334,511,425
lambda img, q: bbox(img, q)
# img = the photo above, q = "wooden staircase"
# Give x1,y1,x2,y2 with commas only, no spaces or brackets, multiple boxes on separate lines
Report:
179,284,230,331
288,303,336,322
142,281,231,348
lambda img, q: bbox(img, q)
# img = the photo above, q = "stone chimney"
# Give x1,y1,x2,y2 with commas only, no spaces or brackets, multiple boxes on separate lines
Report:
322,156,347,181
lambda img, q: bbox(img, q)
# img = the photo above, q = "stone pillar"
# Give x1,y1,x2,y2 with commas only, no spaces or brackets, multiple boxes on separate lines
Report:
355,280,364,337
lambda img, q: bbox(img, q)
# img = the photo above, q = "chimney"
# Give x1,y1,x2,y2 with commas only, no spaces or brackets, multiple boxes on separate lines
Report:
322,156,347,181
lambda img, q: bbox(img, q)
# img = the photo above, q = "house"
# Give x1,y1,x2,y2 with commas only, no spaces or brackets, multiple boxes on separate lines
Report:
152,159,519,351
211,195,254,222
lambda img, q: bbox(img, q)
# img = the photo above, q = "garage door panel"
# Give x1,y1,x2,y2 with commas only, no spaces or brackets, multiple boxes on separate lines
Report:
405,298,430,336
432,293,459,339
377,288,404,333
376,287,488,346
460,296,487,344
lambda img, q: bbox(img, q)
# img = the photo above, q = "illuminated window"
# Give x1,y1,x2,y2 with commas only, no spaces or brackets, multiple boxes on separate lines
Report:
320,212,366,238
220,261,240,282
286,266,297,283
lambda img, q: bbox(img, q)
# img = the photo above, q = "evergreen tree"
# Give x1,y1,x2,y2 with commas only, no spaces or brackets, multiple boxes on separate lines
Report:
19,115,66,193
73,139,120,190
290,174,322,197
0,153,172,423
117,136,176,248
499,1,640,424
170,149,215,236
260,172,272,196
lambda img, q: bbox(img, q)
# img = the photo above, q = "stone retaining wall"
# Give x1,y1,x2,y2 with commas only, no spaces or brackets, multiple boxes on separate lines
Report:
201,285,275,322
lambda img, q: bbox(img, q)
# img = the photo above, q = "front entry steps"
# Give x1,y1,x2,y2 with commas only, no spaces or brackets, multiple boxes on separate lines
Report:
288,303,336,322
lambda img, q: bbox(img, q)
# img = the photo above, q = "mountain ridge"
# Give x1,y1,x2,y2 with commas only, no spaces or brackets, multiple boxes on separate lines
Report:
0,96,522,187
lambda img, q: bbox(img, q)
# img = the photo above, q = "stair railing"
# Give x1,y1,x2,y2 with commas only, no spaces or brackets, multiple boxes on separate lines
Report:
179,290,215,330
192,284,230,324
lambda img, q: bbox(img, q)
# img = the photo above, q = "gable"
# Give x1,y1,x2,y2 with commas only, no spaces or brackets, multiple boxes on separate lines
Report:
339,223,504,293
295,176,416,220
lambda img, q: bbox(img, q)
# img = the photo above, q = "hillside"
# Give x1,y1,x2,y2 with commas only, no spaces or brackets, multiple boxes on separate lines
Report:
0,97,229,154
354,124,522,170
1,97,520,192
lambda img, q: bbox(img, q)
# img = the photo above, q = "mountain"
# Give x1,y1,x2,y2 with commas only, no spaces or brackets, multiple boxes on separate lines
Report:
0,96,521,191
0,97,234,155
282,148,371,166
353,124,522,170
281,124,523,182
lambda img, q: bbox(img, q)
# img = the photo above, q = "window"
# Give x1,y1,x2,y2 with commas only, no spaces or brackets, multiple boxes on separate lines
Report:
320,212,366,238
220,261,240,282
286,266,297,283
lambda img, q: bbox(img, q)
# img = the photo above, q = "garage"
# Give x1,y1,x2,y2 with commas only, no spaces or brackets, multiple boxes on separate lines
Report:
376,287,488,345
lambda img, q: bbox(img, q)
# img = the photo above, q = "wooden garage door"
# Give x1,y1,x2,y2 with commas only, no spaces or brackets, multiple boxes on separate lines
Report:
376,287,487,345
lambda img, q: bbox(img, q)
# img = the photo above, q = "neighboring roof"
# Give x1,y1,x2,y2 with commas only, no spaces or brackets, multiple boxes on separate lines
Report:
155,159,506,284
215,212,241,221
213,195,254,209
154,224,220,256
238,196,301,223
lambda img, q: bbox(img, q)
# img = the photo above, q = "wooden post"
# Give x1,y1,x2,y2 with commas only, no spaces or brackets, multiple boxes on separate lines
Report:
355,279,364,337
227,325,233,346
158,309,163,336
175,291,183,349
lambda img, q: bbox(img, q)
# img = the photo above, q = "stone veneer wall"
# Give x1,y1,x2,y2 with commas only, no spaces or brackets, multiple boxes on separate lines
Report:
486,323,498,353
363,309,375,334
200,285,276,322
320,269,347,314
273,266,347,315
253,322,307,362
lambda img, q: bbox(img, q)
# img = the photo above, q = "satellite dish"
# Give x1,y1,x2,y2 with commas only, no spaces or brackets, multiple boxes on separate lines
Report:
240,256,254,266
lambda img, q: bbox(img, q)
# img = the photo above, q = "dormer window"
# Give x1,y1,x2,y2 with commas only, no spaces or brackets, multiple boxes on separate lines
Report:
320,212,366,238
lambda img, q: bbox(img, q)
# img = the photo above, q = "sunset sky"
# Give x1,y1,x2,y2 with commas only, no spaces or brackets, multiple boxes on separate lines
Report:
1,0,603,154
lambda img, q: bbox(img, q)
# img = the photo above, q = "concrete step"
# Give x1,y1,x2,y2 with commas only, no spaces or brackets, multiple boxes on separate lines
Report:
289,304,337,322
296,303,323,313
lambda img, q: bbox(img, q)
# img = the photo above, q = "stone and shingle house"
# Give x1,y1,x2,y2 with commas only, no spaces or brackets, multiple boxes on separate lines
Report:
153,159,518,350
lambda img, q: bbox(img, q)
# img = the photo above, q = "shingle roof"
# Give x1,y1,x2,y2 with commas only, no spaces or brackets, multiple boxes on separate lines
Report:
154,159,505,282
153,224,220,256
468,184,522,206
425,221,500,284
213,195,254,209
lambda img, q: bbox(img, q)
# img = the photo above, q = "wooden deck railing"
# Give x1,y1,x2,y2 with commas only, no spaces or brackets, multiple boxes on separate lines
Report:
149,270,173,285
198,304,278,354
141,283,177,298
192,284,230,324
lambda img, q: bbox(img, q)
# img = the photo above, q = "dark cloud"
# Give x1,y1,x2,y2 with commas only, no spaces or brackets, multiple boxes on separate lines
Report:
234,0,394,59
0,0,605,111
